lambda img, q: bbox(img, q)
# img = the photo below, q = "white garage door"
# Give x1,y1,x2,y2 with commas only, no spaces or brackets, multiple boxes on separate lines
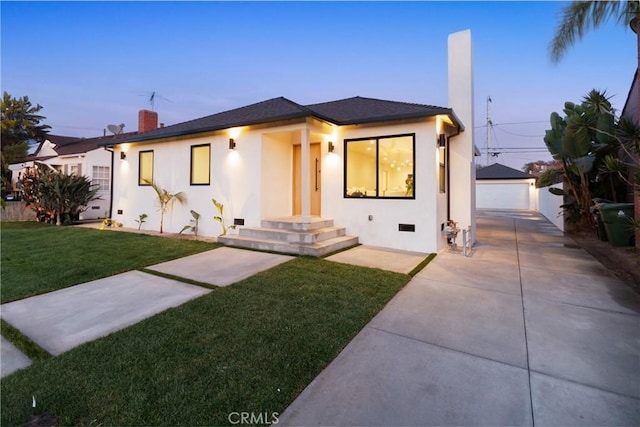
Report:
476,182,531,209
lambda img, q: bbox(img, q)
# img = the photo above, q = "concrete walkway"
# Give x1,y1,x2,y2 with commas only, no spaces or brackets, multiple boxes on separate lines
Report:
0,247,292,377
279,210,640,426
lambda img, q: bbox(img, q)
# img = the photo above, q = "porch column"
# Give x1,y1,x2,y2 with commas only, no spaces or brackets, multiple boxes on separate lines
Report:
301,127,311,222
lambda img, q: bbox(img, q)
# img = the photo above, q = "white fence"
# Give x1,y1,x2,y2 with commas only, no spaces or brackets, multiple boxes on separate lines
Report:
537,183,564,231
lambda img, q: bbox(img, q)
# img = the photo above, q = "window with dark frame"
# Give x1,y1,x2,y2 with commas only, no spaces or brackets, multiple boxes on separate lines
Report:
139,150,154,186
344,134,415,199
190,144,211,185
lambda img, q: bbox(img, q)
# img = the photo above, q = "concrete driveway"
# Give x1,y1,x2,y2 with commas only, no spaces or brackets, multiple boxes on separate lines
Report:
279,210,640,426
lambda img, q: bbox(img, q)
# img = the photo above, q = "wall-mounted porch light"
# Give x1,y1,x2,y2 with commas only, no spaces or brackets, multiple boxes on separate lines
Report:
120,151,127,160
328,141,335,153
229,138,236,150
438,134,446,147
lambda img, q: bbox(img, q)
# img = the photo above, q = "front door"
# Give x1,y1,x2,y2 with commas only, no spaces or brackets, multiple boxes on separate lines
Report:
293,143,321,216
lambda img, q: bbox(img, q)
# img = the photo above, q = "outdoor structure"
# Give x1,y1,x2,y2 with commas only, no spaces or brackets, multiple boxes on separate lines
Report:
476,163,537,210
9,133,125,220
106,30,477,255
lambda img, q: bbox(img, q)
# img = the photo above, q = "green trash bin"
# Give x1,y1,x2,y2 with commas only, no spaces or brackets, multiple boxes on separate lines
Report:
599,203,635,247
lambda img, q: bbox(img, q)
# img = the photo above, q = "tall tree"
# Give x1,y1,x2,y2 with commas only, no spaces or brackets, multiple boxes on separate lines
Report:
550,1,639,63
1,92,51,190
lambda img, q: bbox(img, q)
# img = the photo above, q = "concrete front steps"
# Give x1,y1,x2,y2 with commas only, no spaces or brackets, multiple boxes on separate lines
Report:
218,217,358,257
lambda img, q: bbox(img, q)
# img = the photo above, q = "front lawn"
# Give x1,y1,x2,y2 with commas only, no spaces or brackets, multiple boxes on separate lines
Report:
1,258,409,426
0,222,412,426
0,222,218,303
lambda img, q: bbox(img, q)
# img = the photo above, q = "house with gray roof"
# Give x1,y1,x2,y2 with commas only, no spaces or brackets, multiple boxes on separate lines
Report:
105,30,477,255
10,132,134,219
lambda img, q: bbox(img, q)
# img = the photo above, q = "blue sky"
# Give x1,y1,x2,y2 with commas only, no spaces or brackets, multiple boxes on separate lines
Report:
1,1,636,170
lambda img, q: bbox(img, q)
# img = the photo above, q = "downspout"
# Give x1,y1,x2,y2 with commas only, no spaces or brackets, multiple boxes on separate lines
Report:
446,124,462,222
104,146,115,219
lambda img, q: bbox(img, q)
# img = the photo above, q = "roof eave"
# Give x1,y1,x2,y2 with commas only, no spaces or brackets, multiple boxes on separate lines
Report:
337,110,454,126
104,112,315,146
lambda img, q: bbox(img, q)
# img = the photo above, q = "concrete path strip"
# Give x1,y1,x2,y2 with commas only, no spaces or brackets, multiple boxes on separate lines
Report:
326,245,429,274
146,247,293,286
279,210,640,426
1,336,31,378
0,271,210,356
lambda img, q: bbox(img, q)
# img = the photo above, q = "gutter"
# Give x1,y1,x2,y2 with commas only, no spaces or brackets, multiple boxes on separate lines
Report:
446,123,463,222
103,146,114,219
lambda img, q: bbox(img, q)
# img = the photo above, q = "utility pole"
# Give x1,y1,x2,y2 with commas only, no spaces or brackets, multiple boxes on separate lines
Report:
486,96,492,166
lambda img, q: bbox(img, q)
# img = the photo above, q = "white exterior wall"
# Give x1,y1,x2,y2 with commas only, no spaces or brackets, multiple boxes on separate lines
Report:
323,120,446,253
113,129,265,236
537,183,565,231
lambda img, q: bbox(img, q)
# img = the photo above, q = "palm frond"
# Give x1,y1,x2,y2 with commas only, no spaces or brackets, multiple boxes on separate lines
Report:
550,0,635,63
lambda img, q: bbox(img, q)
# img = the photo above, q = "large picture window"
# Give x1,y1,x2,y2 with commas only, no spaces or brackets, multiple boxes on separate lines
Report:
345,134,415,198
139,150,154,186
190,144,210,185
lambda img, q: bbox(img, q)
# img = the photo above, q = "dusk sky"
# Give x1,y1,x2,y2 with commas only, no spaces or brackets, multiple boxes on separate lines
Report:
1,1,636,170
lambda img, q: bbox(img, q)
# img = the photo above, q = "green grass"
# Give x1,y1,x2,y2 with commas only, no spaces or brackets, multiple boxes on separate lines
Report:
0,222,218,303
1,258,409,426
1,320,51,361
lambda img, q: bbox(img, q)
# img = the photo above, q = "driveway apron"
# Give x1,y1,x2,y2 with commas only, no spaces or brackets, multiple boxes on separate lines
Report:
279,210,640,426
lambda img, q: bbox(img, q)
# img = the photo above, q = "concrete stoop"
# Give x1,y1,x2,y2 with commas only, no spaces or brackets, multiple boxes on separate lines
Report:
218,217,358,256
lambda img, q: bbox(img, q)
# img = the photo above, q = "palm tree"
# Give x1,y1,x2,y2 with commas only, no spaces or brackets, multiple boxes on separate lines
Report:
550,1,639,63
149,181,186,233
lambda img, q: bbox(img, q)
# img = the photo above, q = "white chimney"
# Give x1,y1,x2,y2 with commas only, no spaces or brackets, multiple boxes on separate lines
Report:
448,29,476,244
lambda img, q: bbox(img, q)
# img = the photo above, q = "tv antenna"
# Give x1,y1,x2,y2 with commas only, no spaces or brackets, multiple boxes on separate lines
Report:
107,123,125,136
138,91,172,111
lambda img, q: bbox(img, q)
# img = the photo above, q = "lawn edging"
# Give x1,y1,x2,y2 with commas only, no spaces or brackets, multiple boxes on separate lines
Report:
1,319,51,362
408,253,437,277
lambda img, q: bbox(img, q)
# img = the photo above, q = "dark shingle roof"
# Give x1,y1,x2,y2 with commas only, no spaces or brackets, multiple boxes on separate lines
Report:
306,96,452,125
111,96,459,145
46,134,82,146
121,97,312,143
476,163,533,180
55,132,137,155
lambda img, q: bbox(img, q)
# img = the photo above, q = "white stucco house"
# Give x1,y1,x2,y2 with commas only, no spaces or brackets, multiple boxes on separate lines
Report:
106,30,477,255
476,163,537,210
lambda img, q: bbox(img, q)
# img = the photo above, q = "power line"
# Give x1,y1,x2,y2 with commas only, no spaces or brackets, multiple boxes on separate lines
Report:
474,120,548,129
494,126,544,138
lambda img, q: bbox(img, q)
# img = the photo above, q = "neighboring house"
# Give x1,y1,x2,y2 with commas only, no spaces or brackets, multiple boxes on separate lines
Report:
9,133,128,220
106,30,477,255
476,163,537,210
621,68,639,247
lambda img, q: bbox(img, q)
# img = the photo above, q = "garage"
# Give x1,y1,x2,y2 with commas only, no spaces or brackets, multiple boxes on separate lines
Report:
476,163,537,210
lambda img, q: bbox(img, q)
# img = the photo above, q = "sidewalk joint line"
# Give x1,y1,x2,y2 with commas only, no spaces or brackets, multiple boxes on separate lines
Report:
522,294,640,318
530,369,640,401
418,275,523,297
367,325,529,372
514,218,536,426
